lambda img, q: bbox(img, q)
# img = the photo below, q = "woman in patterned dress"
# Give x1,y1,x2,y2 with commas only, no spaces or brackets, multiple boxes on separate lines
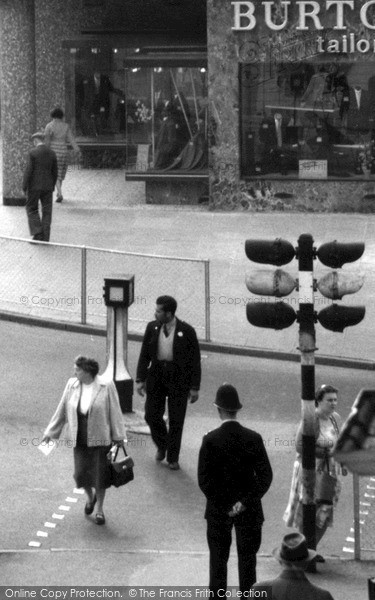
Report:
283,384,348,550
44,107,81,203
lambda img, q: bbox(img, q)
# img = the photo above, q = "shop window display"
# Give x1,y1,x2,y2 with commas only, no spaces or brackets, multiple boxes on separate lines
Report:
64,45,208,172
240,57,375,180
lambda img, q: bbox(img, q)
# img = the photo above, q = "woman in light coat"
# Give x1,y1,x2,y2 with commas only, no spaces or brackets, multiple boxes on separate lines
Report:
42,355,126,525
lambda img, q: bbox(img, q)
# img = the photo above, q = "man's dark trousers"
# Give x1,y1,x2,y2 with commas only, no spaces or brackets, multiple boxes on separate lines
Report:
26,190,53,241
145,361,189,464
207,516,262,593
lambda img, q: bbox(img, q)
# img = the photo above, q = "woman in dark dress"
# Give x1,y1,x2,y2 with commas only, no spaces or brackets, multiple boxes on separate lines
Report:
42,356,126,525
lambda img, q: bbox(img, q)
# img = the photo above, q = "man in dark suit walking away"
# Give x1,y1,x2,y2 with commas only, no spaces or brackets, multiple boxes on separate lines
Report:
136,295,201,471
22,131,58,241
198,384,273,595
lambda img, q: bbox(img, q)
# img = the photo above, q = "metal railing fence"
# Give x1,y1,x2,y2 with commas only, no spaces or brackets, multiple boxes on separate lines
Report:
347,473,375,561
0,235,210,340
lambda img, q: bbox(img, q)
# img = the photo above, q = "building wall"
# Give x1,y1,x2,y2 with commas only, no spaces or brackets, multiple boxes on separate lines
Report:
0,0,206,204
34,0,105,130
207,0,375,212
0,0,104,203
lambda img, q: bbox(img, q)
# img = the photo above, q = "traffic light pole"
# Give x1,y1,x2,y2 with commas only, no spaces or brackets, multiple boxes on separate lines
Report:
297,234,317,555
245,234,365,566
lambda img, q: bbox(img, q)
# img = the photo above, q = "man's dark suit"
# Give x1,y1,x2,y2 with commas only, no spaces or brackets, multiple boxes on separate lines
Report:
345,86,375,139
252,569,334,599
136,318,201,463
22,144,58,241
198,421,273,593
78,74,119,134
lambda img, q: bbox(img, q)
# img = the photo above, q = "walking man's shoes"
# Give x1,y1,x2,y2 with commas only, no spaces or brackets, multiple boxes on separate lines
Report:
168,462,180,471
155,449,166,461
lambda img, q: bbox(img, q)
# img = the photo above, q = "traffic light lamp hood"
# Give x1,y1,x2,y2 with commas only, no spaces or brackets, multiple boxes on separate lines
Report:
246,301,296,330
317,272,364,300
245,238,295,267
316,241,365,269
317,304,366,332
246,269,296,297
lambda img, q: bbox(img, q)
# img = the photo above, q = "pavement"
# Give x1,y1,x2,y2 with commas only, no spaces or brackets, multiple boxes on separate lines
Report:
0,166,375,369
1,167,375,596
2,319,375,598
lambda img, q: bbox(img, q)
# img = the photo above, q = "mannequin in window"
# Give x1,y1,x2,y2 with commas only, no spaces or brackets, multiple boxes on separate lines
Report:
345,84,375,142
154,101,184,169
79,71,122,135
300,66,336,110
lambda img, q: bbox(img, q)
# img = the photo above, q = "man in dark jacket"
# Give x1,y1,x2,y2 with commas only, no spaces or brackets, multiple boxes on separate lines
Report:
198,383,273,594
22,131,58,241
136,295,201,470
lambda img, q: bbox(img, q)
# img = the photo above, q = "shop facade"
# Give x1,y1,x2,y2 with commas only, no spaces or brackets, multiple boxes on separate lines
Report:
0,0,207,205
2,0,375,211
208,0,375,211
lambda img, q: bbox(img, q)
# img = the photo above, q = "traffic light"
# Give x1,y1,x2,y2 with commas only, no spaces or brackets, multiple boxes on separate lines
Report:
315,241,365,332
245,238,297,330
245,236,366,332
245,234,366,552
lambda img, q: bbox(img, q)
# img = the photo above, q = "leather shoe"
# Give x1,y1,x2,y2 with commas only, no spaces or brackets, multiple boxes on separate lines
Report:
95,512,105,525
168,462,180,471
155,449,166,461
315,554,325,563
84,495,97,515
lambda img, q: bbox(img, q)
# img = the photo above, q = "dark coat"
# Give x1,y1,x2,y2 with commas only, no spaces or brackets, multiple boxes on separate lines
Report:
252,569,334,600
22,144,58,192
136,317,201,393
198,420,273,524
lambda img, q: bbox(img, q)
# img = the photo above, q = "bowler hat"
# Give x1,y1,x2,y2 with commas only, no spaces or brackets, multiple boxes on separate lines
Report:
272,532,317,564
214,383,242,411
31,131,45,140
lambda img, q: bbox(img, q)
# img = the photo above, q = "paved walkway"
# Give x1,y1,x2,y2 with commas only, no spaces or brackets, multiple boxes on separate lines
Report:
0,167,374,365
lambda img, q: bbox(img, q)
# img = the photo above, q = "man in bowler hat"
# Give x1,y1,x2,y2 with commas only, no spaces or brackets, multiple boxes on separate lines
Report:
198,383,273,594
252,532,334,599
22,131,58,241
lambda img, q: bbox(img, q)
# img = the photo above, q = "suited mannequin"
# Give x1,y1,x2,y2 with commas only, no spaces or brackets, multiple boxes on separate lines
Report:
344,85,375,140
79,71,121,134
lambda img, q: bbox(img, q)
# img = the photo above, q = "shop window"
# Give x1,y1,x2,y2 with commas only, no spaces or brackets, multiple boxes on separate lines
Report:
64,45,208,172
239,58,375,180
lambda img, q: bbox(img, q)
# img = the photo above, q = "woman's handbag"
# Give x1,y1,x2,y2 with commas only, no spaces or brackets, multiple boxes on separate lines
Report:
315,453,336,504
108,445,134,488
